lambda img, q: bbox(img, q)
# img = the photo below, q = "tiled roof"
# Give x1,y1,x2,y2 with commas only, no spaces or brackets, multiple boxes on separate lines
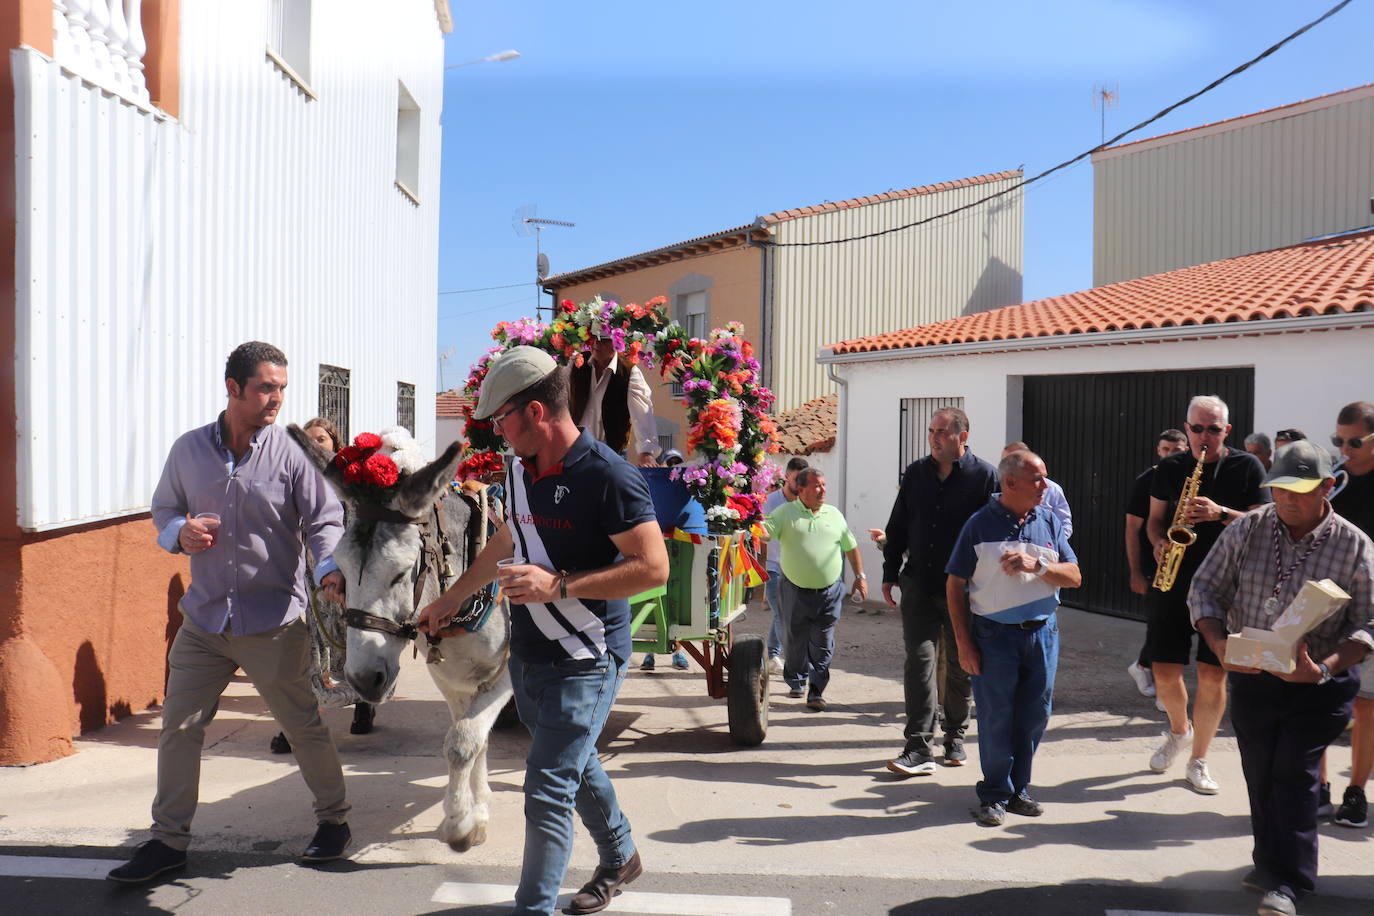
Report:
544,170,1022,287
1099,84,1374,157
762,170,1022,223
775,394,837,456
827,229,1374,356
436,390,473,419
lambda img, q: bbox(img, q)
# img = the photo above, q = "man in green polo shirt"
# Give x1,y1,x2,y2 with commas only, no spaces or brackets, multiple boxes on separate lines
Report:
764,468,867,710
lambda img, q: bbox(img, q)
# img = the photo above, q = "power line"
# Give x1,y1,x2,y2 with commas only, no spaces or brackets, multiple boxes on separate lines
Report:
762,0,1353,249
438,281,534,296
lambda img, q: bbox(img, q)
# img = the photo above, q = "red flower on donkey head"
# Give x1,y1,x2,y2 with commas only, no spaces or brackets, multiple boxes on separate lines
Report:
334,432,400,489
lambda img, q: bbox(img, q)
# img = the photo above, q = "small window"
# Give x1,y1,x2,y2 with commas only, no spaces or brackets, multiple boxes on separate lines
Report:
319,365,351,445
670,291,708,396
395,81,421,202
267,0,313,93
657,434,674,455
898,397,965,484
397,382,416,436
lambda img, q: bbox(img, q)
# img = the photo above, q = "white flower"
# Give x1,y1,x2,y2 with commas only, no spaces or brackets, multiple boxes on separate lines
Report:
378,426,427,474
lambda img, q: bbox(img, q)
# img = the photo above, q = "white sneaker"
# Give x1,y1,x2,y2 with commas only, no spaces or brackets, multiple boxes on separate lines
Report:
1154,696,1167,712
1127,661,1156,697
768,655,783,675
1186,757,1219,795
1149,727,1193,773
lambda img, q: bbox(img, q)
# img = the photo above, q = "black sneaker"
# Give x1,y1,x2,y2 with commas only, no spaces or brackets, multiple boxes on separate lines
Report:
1006,792,1043,817
106,840,186,884
1333,785,1368,828
805,691,827,711
974,801,1006,826
943,742,967,766
887,749,937,777
300,822,352,862
1317,781,1333,818
270,731,292,754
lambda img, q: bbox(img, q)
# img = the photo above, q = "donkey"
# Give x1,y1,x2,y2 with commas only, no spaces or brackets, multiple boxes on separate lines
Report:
288,428,513,852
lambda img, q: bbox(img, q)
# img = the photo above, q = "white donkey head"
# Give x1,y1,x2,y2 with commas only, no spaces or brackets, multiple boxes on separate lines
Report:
288,425,465,703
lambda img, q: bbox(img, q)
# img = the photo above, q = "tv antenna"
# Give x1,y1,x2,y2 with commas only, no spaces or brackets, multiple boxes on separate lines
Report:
1092,81,1119,147
437,347,455,392
511,205,575,316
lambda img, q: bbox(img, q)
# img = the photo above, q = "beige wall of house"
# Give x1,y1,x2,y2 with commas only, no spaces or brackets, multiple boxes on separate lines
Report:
551,244,764,454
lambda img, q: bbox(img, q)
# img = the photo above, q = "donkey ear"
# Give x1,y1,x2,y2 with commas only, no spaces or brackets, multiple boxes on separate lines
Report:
287,424,345,490
391,441,465,518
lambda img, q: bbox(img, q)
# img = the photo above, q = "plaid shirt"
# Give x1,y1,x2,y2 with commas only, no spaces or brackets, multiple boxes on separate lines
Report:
1189,503,1374,662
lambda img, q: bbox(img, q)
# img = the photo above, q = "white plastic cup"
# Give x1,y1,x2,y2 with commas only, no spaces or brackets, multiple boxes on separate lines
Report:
495,555,525,601
194,512,221,547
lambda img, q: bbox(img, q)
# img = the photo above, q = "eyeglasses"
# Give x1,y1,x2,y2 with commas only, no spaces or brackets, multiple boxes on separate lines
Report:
490,403,525,429
1331,431,1374,449
1188,424,1225,436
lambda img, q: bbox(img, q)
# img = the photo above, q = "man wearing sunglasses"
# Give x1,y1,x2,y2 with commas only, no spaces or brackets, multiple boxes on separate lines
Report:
1147,395,1265,795
1326,401,1374,830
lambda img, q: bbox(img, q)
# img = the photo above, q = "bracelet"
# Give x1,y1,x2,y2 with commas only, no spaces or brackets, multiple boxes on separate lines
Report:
559,570,569,600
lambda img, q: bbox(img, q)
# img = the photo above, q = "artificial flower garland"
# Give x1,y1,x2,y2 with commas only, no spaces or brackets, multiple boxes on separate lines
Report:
457,297,782,531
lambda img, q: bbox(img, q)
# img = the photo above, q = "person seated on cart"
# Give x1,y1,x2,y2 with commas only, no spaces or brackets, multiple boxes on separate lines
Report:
763,467,867,711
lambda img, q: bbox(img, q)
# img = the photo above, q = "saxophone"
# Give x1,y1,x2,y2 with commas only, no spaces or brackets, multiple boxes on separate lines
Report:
1152,445,1207,592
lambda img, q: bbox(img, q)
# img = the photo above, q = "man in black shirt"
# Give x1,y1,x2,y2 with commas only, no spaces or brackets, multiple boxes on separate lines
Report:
1124,429,1188,701
1328,400,1374,828
1147,395,1265,795
881,407,997,776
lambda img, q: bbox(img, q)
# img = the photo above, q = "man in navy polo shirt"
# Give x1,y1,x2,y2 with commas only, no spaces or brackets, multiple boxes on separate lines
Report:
947,449,1080,827
418,347,669,916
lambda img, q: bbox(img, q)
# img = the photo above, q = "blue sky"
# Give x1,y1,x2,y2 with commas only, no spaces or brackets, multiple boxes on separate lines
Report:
435,1,1372,389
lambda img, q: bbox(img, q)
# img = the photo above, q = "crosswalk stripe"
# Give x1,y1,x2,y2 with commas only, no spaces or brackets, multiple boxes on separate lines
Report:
0,855,113,880
432,881,791,915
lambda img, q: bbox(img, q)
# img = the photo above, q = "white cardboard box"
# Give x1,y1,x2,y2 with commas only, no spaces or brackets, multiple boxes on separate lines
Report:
1224,578,1352,674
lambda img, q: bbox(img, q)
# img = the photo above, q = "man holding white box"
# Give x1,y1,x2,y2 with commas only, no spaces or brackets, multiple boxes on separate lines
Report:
1191,440,1374,916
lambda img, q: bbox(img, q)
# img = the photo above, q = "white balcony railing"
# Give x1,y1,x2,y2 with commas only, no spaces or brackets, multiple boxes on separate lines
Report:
51,0,150,106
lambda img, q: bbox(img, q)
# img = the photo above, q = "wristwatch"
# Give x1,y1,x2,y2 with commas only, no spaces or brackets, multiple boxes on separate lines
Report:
1218,507,1231,523
1316,662,1333,685
1032,556,1049,578
855,572,867,580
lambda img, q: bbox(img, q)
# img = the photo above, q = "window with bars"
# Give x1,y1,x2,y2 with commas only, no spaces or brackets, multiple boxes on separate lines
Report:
319,365,351,445
898,397,965,484
397,382,416,436
670,290,709,397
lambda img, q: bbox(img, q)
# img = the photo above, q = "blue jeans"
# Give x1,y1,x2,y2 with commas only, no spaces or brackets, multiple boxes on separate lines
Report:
508,653,635,915
969,613,1059,805
781,578,844,695
765,572,786,658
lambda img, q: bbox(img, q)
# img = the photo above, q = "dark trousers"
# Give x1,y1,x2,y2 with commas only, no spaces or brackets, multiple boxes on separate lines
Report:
1229,669,1358,902
780,578,844,696
898,573,971,756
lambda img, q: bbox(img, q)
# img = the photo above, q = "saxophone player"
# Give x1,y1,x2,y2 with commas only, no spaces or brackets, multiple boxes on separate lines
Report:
1145,395,1265,794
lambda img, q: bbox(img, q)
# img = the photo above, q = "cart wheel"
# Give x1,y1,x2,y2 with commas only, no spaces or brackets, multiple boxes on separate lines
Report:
727,635,768,746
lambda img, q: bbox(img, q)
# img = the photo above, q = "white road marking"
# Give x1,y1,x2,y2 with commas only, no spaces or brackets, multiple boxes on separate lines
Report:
0,855,114,880
432,881,791,915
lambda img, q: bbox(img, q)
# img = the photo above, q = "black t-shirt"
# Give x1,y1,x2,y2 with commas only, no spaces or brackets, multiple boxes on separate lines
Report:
1126,466,1156,575
1333,467,1374,542
1150,448,1265,577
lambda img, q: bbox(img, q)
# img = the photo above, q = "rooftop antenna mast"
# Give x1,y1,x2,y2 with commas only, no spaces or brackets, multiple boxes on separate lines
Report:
1093,81,1120,147
513,206,576,317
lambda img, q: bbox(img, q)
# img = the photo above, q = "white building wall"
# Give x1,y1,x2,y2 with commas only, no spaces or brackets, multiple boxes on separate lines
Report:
770,177,1024,412
14,0,445,531
831,327,1374,587
1093,85,1374,285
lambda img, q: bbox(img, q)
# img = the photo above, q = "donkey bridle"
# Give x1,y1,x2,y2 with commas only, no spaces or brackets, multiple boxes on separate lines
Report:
343,501,453,648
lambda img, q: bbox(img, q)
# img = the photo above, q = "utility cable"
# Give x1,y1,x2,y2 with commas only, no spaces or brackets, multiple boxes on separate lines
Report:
761,0,1353,249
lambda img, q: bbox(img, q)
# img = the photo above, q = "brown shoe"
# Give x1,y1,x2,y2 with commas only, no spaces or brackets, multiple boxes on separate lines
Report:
563,850,643,914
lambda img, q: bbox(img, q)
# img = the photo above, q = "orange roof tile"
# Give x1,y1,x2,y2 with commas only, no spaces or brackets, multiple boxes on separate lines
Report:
775,394,837,455
827,229,1374,356
436,390,474,419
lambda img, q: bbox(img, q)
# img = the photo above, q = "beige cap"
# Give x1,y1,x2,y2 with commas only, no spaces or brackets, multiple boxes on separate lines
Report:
473,347,557,419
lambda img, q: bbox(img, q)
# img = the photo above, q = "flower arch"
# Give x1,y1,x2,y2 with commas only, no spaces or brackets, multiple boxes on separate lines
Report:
456,296,781,532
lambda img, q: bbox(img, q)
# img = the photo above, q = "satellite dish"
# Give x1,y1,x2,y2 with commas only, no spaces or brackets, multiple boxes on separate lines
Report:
512,204,536,237
536,252,550,279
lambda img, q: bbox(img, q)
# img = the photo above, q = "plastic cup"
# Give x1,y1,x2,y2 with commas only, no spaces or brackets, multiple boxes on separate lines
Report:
495,555,525,601
194,512,221,547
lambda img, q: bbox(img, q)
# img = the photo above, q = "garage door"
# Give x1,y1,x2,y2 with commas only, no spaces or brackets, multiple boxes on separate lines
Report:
1022,368,1255,620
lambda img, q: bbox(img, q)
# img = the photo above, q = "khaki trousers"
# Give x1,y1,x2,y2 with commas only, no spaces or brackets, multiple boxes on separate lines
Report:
151,617,349,850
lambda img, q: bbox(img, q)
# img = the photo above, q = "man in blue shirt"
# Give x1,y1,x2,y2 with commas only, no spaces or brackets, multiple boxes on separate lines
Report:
109,342,350,885
418,347,668,916
947,449,1080,827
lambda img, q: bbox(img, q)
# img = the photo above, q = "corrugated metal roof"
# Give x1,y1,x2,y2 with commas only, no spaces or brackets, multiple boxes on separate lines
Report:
828,228,1374,355
762,170,1022,223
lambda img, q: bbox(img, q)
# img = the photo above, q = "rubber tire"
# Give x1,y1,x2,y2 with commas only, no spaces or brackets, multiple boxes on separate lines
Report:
727,635,769,746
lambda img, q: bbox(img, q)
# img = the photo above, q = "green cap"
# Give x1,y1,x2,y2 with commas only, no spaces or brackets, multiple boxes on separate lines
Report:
473,347,557,419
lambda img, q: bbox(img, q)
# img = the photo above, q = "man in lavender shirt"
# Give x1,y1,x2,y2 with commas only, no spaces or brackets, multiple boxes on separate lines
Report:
109,342,351,885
